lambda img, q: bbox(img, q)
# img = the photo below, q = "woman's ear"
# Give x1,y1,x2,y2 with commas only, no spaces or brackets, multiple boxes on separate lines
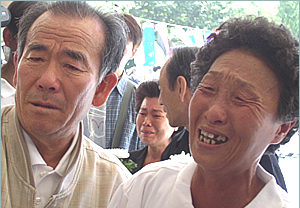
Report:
92,72,118,107
271,121,297,144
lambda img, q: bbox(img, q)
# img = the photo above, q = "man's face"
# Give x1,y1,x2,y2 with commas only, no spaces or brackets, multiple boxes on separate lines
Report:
158,60,185,127
14,12,106,140
189,49,282,172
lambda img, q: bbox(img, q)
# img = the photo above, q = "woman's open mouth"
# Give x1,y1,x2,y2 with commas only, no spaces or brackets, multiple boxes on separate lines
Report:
199,129,229,145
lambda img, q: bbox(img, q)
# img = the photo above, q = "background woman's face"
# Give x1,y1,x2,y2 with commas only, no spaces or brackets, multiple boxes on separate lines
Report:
137,97,174,147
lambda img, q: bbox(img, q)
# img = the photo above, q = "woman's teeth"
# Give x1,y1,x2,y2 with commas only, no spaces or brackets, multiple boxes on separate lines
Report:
199,130,228,145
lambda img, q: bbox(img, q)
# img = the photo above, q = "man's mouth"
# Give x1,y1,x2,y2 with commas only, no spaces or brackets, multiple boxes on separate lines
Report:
199,129,229,145
32,102,58,109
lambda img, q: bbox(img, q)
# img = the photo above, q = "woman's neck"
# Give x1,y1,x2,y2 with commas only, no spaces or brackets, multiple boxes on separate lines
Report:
144,139,171,166
190,165,265,208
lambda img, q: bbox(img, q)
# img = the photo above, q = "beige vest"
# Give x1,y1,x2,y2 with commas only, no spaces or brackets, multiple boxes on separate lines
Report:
1,106,131,207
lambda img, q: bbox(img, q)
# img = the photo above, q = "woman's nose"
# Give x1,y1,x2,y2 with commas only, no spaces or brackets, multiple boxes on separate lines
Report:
204,103,228,125
143,116,152,127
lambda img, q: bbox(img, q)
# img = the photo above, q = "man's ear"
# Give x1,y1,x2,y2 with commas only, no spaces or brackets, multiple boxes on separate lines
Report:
3,27,13,48
13,52,18,87
177,76,188,102
92,72,118,107
271,121,297,144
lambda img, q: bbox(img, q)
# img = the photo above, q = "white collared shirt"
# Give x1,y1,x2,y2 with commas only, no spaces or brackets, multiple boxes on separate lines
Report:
108,159,290,208
23,126,79,207
1,78,15,107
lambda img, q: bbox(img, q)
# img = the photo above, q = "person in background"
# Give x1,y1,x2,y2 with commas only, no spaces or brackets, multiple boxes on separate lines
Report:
158,46,199,158
108,15,298,208
1,2,131,207
127,68,141,85
84,13,145,151
260,124,298,191
159,46,292,191
1,1,37,106
122,80,176,174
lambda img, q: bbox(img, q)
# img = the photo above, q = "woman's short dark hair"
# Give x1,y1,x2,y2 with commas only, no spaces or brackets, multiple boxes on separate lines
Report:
191,15,299,123
135,80,160,112
166,46,199,91
17,1,127,84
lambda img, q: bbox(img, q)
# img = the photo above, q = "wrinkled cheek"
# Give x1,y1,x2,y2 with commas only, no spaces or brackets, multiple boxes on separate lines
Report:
71,89,93,120
249,107,268,127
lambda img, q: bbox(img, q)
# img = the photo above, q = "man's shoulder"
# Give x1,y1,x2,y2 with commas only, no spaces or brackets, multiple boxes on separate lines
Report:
82,137,129,171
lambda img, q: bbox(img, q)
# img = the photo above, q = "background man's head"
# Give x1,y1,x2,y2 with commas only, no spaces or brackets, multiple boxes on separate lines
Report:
3,1,37,52
159,46,199,129
114,13,143,78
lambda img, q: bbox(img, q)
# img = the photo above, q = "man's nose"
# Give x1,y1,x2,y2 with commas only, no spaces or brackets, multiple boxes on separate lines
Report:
36,62,61,93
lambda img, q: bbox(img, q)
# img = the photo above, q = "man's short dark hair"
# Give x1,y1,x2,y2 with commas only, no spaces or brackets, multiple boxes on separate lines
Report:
119,13,143,51
17,1,127,84
166,46,199,91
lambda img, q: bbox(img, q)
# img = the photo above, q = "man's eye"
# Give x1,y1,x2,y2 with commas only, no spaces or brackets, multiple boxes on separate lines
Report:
139,112,146,116
29,57,42,62
66,64,79,71
153,115,162,118
204,87,214,91
235,96,245,101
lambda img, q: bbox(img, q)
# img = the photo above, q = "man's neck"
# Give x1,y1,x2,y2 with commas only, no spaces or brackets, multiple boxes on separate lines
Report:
25,128,77,169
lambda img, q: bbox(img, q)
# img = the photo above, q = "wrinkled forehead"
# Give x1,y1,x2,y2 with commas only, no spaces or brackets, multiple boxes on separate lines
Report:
28,11,104,41
141,97,165,112
205,49,280,95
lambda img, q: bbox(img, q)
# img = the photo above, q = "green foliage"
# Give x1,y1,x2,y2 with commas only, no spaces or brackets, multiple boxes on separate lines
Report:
120,159,138,172
276,1,299,37
129,1,247,30
91,1,298,39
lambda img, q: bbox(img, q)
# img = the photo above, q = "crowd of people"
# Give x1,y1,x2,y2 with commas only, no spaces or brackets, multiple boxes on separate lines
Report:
1,1,298,207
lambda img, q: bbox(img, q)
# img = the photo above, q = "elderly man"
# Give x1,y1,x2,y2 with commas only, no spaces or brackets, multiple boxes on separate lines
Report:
1,2,131,207
108,15,298,208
